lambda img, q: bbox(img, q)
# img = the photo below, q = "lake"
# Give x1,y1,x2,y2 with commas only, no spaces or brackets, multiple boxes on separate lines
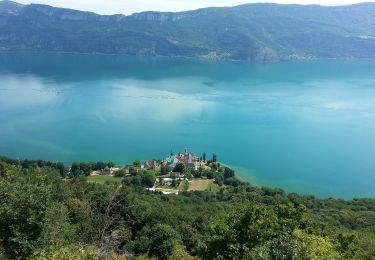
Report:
1,52,375,199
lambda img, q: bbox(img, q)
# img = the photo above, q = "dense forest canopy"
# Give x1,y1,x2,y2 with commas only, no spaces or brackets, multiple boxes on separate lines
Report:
0,156,374,259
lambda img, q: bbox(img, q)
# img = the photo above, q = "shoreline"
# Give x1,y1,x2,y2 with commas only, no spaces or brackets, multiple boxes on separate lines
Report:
1,154,373,200
2,50,375,63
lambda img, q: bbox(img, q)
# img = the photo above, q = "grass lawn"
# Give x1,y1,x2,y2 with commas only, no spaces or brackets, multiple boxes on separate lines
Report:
188,179,214,191
177,180,189,191
206,182,220,192
86,175,123,184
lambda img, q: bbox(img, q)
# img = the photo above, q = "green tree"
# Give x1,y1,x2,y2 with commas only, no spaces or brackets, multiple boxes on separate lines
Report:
205,170,214,179
71,162,81,177
141,170,156,188
93,161,106,170
214,172,224,186
185,171,193,180
107,162,115,168
131,175,142,186
148,224,181,260
173,163,185,173
224,177,241,187
114,169,126,178
223,167,235,179
294,229,343,260
36,203,76,256
33,244,99,260
133,160,141,167
0,161,11,176
79,162,92,176
202,203,305,259
170,244,196,260
160,165,169,175
0,169,63,258
247,232,305,259
56,162,65,177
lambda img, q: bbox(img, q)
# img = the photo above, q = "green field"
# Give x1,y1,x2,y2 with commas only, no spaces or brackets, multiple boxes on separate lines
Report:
187,179,214,191
86,175,123,184
206,182,220,192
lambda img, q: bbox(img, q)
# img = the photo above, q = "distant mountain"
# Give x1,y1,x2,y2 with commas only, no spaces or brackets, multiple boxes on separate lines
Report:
1,0,375,60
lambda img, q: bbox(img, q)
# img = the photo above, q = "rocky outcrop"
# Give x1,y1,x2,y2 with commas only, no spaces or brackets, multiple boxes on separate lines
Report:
128,9,216,22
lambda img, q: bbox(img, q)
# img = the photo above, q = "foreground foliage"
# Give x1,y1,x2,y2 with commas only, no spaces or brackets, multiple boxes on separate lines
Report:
0,158,374,259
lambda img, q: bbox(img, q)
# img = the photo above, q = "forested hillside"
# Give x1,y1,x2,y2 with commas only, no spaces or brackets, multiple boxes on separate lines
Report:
0,156,374,259
1,1,375,60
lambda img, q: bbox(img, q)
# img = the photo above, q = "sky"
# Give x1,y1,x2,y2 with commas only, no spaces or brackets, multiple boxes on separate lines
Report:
15,0,373,15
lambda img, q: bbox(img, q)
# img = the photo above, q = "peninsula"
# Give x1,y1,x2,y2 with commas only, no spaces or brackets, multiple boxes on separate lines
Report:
0,154,374,259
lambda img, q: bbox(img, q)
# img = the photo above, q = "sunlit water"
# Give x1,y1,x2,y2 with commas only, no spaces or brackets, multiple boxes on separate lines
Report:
1,52,375,198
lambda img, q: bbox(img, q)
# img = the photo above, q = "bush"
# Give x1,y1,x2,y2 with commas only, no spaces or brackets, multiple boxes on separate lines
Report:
224,177,241,187
114,169,126,178
148,224,181,259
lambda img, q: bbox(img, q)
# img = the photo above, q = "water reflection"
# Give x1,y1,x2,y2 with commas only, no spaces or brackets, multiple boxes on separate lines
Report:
0,74,58,111
1,54,375,198
0,74,216,123
102,83,215,122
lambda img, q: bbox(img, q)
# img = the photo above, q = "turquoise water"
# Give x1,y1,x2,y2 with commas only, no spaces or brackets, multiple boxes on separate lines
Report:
1,53,375,198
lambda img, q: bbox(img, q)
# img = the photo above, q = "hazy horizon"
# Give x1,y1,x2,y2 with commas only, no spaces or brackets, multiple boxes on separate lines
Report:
12,0,374,15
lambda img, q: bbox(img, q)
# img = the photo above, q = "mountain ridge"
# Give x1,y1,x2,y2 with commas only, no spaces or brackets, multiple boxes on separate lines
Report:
1,1,375,61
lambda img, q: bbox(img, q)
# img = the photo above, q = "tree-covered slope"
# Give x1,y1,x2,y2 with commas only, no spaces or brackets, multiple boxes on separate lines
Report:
1,1,375,60
0,156,375,259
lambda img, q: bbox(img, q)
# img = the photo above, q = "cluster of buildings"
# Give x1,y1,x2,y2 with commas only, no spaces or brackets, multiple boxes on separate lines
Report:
90,149,205,183
143,149,203,186
143,149,200,172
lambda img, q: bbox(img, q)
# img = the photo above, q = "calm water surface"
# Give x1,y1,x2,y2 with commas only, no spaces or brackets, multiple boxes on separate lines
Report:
1,53,375,198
